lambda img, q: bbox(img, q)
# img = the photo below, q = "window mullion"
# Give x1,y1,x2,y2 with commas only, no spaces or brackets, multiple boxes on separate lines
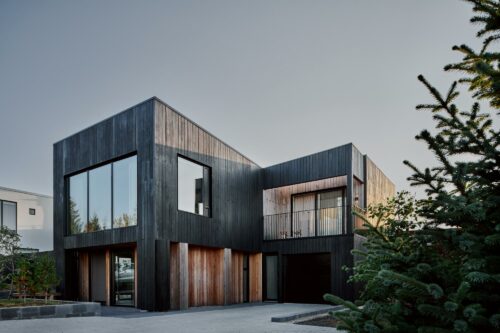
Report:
111,163,114,229
87,171,90,232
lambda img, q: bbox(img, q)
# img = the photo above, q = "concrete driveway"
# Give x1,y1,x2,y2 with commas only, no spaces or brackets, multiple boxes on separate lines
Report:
0,303,338,333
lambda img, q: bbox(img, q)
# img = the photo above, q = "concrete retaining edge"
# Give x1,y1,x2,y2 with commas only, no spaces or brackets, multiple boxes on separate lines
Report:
271,305,343,323
0,301,101,320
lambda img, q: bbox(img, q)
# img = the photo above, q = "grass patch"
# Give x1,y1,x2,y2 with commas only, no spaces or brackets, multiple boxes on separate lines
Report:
0,299,63,308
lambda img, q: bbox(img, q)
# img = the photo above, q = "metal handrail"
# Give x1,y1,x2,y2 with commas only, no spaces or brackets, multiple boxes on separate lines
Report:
263,206,346,240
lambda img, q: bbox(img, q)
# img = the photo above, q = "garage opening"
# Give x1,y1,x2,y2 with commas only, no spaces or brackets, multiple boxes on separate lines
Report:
284,253,331,303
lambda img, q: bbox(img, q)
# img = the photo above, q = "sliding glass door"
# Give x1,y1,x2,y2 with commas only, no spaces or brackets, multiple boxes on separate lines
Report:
291,188,345,237
317,190,344,236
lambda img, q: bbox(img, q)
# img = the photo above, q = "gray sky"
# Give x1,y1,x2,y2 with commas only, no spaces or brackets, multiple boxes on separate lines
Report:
0,0,480,197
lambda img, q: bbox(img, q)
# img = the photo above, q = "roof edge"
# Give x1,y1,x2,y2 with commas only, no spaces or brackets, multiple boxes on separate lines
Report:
0,186,53,199
151,96,261,167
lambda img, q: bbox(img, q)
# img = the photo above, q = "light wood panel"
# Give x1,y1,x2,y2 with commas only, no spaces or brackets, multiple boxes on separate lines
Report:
188,245,224,307
78,252,89,301
365,157,396,222
169,243,180,309
249,253,262,302
179,243,189,309
230,251,244,304
223,248,232,305
169,242,189,310
263,176,347,216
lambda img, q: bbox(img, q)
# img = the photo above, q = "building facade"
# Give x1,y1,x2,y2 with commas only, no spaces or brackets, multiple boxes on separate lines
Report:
0,186,53,252
53,97,394,311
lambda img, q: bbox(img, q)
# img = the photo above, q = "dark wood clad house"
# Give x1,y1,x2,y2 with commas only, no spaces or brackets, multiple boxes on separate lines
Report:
53,97,395,311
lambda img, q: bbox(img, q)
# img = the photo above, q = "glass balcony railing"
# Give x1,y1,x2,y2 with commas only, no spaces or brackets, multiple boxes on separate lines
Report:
263,206,346,240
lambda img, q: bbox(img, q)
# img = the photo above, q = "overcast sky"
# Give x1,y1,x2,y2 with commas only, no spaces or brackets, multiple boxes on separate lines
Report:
0,0,480,197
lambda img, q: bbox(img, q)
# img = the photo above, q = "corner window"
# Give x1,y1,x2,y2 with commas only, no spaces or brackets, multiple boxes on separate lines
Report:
1,200,17,231
177,156,211,217
67,155,137,235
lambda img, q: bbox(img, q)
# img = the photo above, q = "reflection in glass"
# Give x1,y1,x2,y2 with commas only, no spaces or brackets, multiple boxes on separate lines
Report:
69,173,87,234
113,156,137,227
2,201,17,231
89,165,111,231
178,157,210,216
66,155,138,235
265,255,278,300
113,251,135,306
292,193,316,237
317,190,344,236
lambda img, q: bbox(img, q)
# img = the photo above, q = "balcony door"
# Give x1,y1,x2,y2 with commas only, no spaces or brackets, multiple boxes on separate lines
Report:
292,193,316,237
291,188,345,237
317,190,344,235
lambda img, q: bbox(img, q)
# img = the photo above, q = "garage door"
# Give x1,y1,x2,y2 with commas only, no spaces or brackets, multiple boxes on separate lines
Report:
284,253,331,303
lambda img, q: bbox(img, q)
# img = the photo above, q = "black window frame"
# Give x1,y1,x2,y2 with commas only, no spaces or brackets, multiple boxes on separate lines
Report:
290,186,346,236
0,200,17,232
29,208,36,216
176,154,212,218
65,153,138,236
263,253,279,301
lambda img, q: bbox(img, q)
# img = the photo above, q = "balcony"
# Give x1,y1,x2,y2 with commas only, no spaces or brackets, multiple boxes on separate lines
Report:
263,206,346,240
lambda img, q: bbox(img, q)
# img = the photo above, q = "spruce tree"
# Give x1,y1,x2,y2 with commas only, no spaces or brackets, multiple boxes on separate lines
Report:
324,1,500,332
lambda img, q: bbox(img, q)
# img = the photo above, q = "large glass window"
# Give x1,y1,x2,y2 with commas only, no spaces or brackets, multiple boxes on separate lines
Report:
292,193,316,237
113,156,137,228
1,201,17,231
89,165,112,231
69,173,87,234
290,188,345,237
67,155,137,235
317,189,344,236
178,156,211,217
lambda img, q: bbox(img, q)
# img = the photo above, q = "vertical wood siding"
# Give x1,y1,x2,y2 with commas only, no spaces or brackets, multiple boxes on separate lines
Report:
188,245,225,307
365,156,396,208
153,99,262,252
53,99,155,309
54,97,393,310
230,251,244,304
78,252,89,301
263,144,352,190
249,253,262,302
263,176,347,215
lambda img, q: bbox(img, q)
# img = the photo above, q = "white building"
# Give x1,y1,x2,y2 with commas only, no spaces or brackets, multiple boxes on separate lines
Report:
0,186,53,252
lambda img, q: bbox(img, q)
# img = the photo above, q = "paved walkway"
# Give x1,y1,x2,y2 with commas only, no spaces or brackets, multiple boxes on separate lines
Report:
0,303,338,333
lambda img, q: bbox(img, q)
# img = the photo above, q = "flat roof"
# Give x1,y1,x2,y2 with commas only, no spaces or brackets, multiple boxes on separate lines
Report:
53,96,363,171
0,186,52,199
